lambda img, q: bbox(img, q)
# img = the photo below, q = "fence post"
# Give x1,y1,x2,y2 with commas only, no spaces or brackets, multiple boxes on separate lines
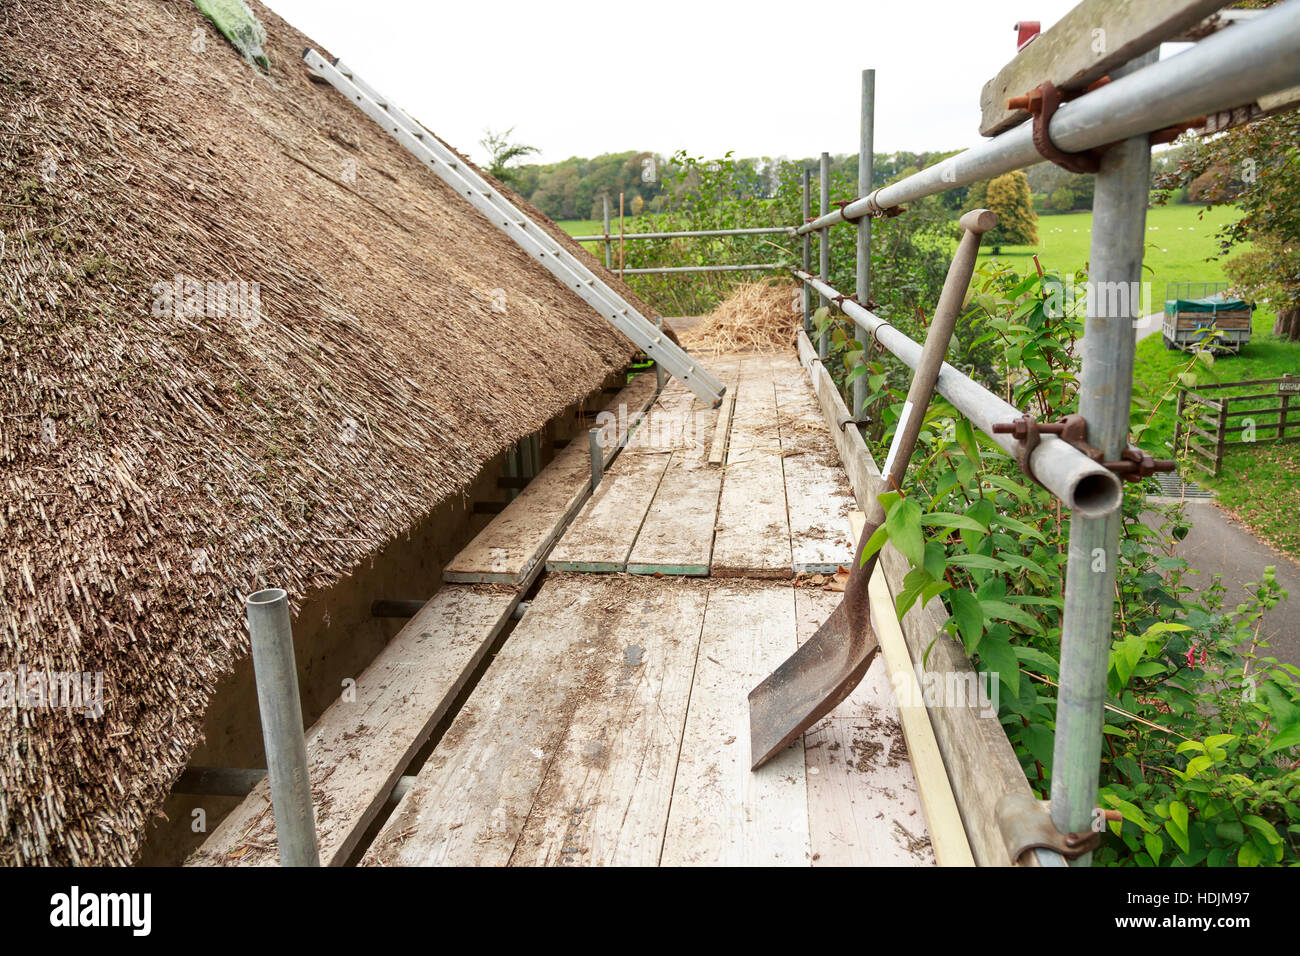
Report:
818,151,831,360
802,167,812,334
1050,50,1158,866
854,70,875,421
1215,396,1229,476
245,588,320,867
602,194,611,270
1280,376,1292,441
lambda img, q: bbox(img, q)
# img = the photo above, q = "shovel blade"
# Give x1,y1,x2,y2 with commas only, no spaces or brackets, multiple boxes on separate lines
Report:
747,600,880,770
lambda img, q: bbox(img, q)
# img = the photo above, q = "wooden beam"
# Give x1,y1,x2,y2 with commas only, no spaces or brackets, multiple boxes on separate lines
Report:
979,0,1227,137
773,356,856,574
796,331,879,513
660,583,810,864
851,513,975,867
797,588,936,866
1170,6,1263,42
361,577,612,866
546,450,671,573
712,357,793,577
707,390,734,466
626,381,727,577
508,581,709,865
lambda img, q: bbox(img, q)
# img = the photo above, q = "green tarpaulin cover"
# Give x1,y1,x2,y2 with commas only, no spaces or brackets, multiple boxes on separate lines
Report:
194,0,269,69
1164,296,1252,315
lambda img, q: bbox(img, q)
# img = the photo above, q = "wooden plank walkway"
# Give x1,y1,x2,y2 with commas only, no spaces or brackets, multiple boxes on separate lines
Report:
189,585,518,867
362,575,933,867
443,372,658,584
546,353,854,579
195,350,937,868
625,364,736,576
774,357,857,574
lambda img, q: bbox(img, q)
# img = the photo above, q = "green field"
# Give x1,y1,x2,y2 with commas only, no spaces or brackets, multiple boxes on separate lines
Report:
557,219,608,240
1133,311,1295,449
978,204,1245,302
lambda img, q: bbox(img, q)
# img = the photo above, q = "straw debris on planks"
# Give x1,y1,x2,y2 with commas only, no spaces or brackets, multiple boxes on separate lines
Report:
0,0,666,865
679,280,801,355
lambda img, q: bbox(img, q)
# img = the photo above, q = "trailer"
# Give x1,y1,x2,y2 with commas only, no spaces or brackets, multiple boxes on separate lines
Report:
1162,282,1255,353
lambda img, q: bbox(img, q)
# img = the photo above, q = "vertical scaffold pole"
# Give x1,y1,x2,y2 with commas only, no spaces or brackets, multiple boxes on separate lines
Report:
504,442,519,501
602,194,612,270
655,316,666,391
245,588,320,867
854,69,875,420
818,151,831,360
1050,50,1157,865
588,428,603,490
801,167,812,334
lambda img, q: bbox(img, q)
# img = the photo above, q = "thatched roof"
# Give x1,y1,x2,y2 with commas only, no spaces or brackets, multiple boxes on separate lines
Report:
0,0,659,865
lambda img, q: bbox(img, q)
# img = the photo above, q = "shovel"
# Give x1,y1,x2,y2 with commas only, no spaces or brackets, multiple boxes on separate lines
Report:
749,208,998,770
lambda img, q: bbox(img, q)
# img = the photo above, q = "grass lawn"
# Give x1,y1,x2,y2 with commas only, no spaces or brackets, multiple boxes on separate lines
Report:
557,219,616,252
556,218,605,237
1214,443,1300,559
979,202,1297,559
978,203,1244,307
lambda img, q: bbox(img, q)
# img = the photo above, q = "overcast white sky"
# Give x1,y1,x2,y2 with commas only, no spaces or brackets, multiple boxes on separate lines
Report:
264,0,1091,164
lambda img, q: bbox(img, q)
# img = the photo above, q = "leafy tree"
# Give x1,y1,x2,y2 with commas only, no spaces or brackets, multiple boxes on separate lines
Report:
1151,0,1299,340
1026,162,1095,211
972,171,1038,249
1049,185,1077,212
479,127,539,188
1155,107,1300,340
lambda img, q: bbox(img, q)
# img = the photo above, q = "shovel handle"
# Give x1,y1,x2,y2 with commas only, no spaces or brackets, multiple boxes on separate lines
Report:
877,208,996,501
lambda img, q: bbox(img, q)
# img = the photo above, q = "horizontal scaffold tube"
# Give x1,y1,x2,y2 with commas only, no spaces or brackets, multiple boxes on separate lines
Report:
572,226,794,242
794,270,1122,517
620,263,785,275
796,0,1300,234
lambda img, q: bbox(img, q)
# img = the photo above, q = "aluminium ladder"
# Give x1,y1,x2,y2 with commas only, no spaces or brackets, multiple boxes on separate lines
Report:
302,49,726,407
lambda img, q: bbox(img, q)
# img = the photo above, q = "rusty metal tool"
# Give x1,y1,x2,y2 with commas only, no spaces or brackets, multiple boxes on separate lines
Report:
748,208,998,770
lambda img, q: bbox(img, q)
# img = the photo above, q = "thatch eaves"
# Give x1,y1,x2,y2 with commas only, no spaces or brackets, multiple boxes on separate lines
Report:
0,0,657,865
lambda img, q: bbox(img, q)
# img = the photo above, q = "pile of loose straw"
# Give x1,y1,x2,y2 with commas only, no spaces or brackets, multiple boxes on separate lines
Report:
679,280,801,355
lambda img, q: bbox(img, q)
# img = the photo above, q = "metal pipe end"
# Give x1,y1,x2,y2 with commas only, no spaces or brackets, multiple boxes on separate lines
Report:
247,588,288,607
1069,470,1123,518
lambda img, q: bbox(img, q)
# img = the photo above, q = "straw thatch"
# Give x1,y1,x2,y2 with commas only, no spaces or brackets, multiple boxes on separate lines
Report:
679,280,801,355
0,0,663,865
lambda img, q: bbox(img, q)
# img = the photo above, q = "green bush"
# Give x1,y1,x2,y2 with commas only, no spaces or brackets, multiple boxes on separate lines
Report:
859,260,1300,866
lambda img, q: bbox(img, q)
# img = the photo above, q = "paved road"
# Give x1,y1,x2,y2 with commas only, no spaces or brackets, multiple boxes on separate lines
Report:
1146,497,1300,667
1134,311,1163,344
